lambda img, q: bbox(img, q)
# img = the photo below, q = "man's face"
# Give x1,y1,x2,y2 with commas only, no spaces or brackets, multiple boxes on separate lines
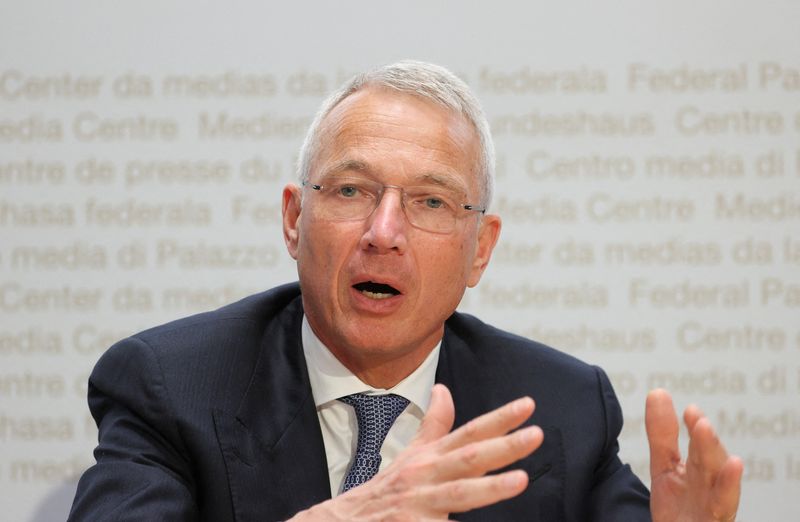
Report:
282,87,500,383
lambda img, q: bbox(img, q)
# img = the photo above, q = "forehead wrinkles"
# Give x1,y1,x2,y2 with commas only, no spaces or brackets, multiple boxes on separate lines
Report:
313,92,480,192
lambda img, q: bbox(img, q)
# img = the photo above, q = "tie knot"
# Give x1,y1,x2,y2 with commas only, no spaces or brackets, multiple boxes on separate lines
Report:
339,393,410,443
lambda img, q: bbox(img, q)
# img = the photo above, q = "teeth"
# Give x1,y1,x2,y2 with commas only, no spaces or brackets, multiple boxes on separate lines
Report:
361,290,394,300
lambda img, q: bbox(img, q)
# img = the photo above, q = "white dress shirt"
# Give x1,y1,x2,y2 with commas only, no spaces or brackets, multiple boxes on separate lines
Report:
301,316,440,497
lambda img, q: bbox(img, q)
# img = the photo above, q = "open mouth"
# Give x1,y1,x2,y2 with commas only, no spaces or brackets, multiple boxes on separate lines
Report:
353,281,401,300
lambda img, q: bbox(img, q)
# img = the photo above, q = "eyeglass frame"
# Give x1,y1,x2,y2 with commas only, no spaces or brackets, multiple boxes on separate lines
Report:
300,176,487,234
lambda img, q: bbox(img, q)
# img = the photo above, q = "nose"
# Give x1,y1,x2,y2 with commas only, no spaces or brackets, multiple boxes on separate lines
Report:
358,187,408,254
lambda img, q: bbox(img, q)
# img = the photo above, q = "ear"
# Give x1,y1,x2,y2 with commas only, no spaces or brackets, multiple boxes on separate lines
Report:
282,184,302,259
467,213,501,287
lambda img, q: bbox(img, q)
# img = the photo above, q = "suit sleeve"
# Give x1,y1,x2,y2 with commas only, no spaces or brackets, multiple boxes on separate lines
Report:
587,366,652,522
68,336,200,521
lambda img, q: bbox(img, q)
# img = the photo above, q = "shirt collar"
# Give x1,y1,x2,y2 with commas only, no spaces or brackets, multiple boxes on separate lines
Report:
301,315,440,414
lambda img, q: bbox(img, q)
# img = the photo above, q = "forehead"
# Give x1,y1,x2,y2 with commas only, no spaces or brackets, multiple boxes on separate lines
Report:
314,87,481,191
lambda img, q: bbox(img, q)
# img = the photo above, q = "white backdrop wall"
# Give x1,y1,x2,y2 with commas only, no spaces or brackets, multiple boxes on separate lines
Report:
1,2,798,520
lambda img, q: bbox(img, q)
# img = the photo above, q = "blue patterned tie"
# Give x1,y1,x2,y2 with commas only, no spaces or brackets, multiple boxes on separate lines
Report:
338,393,410,492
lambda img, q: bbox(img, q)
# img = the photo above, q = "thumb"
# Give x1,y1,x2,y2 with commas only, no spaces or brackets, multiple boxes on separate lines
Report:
411,383,455,446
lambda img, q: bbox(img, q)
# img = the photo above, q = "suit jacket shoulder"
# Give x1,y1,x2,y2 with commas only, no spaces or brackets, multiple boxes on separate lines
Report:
69,282,331,521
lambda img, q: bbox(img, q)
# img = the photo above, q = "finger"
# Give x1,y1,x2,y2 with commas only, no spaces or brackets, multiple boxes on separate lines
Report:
710,456,744,520
683,404,705,434
434,425,543,481
645,388,681,477
412,384,456,446
437,396,535,453
686,416,729,486
417,469,529,515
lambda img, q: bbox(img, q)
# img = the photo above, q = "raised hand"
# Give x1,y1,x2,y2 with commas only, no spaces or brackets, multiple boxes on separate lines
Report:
646,389,743,522
292,384,542,521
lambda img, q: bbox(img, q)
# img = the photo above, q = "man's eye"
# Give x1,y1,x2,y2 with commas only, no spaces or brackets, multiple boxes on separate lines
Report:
338,185,359,197
412,194,453,211
425,197,445,209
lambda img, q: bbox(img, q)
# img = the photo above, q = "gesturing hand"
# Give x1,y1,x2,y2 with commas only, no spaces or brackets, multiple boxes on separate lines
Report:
646,389,743,522
292,384,542,521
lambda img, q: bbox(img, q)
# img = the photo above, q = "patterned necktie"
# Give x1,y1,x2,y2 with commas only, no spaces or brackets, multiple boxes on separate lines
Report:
338,393,410,492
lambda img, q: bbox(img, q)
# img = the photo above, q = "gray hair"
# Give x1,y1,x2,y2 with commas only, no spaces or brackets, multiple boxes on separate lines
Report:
296,60,495,209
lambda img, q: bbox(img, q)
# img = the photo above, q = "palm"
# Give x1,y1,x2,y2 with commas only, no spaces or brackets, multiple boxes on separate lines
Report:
650,462,701,521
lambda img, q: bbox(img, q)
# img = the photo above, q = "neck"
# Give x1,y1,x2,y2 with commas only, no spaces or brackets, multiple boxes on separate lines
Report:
303,314,444,389
338,348,435,389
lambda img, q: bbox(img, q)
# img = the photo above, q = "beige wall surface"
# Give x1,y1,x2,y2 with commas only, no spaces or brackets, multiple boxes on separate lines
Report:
1,2,798,520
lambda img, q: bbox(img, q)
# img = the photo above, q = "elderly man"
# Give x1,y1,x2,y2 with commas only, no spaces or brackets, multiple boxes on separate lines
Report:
70,61,742,521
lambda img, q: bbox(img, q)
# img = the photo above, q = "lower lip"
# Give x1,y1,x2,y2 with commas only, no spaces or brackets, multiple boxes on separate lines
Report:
349,286,404,314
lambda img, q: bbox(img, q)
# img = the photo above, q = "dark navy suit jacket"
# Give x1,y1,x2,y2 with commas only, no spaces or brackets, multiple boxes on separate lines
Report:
69,282,651,521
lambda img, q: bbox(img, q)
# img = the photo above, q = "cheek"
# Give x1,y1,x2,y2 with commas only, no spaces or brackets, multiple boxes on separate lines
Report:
298,218,359,277
425,238,473,283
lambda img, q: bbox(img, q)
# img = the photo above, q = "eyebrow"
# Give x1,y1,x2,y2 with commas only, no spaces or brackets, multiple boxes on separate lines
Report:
417,172,467,194
320,159,468,194
320,159,370,178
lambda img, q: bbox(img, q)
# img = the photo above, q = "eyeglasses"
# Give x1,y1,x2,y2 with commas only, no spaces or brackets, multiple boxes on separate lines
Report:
302,176,486,234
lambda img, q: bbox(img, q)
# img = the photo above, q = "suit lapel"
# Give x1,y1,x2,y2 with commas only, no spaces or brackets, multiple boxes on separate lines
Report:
214,297,331,521
438,318,565,521
436,322,491,428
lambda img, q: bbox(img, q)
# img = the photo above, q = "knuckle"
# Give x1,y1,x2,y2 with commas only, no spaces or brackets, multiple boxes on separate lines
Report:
460,443,481,467
513,429,531,450
446,480,467,501
390,470,414,492
499,402,517,423
491,475,508,493
462,419,480,439
389,460,428,492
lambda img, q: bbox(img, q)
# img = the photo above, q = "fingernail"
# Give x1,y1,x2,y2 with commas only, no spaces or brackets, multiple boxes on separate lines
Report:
503,471,526,488
514,397,533,414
